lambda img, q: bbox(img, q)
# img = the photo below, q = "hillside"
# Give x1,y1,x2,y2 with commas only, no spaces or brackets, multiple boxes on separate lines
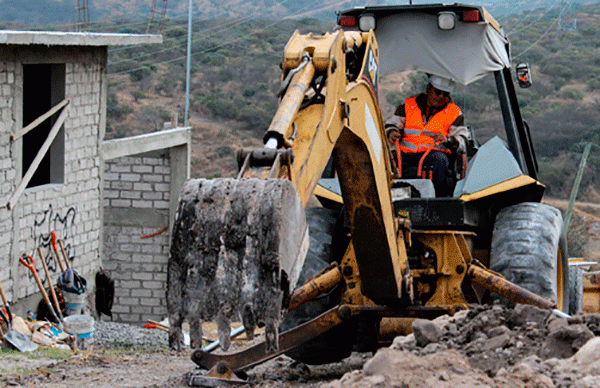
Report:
104,3,600,195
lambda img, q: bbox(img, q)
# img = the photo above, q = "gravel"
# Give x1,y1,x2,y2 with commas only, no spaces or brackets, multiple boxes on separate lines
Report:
93,320,170,350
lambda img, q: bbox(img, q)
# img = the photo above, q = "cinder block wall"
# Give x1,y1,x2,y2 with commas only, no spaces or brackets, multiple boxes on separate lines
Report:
0,52,105,315
103,154,171,324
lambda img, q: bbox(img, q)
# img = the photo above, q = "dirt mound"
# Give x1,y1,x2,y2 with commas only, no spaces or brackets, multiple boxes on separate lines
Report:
317,304,600,388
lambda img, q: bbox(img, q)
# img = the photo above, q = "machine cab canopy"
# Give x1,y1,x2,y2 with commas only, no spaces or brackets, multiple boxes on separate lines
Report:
337,3,511,86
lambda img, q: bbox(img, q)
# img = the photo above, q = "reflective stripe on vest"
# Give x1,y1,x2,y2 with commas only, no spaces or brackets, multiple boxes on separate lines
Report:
398,96,461,153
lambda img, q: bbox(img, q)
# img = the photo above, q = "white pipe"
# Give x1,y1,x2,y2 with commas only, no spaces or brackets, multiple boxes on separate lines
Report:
265,138,278,149
203,325,246,352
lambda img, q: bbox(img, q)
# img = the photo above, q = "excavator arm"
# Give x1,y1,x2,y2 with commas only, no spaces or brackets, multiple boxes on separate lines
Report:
265,30,408,304
167,29,410,354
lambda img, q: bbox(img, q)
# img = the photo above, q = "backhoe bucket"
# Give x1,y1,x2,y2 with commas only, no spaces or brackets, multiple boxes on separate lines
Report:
167,178,308,353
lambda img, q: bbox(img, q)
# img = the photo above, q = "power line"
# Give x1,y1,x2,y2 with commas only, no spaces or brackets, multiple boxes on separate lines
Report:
109,0,329,75
108,2,286,55
513,15,560,58
505,0,548,35
507,2,561,36
108,0,304,67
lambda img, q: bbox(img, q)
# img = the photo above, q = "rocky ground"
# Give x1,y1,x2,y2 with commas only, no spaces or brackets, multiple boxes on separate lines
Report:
3,303,600,387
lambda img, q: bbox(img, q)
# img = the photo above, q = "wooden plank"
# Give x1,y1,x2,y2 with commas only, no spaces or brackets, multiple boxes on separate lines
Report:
7,105,69,210
10,98,69,141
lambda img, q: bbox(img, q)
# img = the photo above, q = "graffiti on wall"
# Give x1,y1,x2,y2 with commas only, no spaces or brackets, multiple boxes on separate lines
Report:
30,204,76,276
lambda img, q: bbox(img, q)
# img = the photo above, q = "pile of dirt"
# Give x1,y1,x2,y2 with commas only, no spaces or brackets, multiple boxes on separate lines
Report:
315,304,600,388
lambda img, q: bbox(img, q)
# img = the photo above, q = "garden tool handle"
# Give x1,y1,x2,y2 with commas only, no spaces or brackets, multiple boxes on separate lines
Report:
0,280,8,306
58,239,70,270
20,255,56,320
37,247,64,322
19,255,36,272
51,231,66,273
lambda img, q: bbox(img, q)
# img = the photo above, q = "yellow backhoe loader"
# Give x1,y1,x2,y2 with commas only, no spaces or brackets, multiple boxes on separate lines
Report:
167,3,570,385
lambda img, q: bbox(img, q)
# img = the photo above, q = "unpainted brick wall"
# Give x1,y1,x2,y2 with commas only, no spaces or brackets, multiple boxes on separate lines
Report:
0,57,103,311
103,154,171,324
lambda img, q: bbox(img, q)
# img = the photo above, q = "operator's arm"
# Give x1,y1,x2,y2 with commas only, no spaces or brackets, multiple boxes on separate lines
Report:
385,104,406,144
446,115,468,153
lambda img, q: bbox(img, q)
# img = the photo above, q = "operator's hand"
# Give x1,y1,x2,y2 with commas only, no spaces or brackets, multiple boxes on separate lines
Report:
430,133,447,143
388,129,402,144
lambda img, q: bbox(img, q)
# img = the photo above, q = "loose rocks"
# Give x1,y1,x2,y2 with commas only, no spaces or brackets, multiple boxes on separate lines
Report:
326,304,600,387
94,320,169,350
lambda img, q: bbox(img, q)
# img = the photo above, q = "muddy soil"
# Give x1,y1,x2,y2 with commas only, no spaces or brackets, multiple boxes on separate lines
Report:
3,304,600,387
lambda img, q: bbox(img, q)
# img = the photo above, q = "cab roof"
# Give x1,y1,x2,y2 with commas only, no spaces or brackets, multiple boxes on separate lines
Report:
338,3,510,85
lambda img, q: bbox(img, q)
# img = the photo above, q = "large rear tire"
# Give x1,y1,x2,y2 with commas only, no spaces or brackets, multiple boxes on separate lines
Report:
490,202,569,313
280,207,358,365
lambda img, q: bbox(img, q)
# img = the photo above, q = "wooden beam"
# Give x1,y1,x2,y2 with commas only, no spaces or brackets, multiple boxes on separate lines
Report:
7,105,69,210
11,98,69,142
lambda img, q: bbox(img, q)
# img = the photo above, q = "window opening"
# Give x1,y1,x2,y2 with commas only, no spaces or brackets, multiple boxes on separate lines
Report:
22,63,65,187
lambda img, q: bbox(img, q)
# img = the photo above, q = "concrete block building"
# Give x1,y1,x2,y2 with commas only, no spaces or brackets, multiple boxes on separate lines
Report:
0,31,192,320
102,128,190,324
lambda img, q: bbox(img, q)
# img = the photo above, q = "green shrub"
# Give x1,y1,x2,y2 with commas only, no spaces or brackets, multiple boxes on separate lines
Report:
206,98,237,119
129,66,152,83
559,87,585,100
543,64,573,79
586,77,600,91
131,90,146,102
215,145,233,158
385,91,403,107
107,93,133,118
242,88,256,98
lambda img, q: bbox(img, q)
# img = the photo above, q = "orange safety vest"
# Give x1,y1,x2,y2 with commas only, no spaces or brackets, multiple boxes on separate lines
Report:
397,96,461,154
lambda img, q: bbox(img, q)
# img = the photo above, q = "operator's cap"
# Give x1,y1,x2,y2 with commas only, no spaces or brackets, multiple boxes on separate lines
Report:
428,74,455,93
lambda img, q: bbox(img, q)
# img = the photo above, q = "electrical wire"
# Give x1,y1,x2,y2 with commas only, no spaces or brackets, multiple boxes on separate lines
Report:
507,2,561,37
108,0,328,73
108,0,299,59
512,15,560,58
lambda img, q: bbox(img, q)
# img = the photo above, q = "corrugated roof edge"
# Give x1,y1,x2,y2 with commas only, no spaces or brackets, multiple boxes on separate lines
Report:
0,30,162,46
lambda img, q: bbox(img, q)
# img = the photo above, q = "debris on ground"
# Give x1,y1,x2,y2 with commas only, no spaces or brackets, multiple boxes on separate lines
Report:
5,304,600,387
320,304,600,388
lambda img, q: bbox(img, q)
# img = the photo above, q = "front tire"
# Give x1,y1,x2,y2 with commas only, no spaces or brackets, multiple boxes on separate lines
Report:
490,202,569,312
280,208,358,365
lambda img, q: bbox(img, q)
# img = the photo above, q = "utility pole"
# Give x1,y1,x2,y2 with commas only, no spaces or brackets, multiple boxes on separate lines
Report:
76,0,90,32
557,1,577,39
147,0,169,33
185,0,192,127
564,143,592,232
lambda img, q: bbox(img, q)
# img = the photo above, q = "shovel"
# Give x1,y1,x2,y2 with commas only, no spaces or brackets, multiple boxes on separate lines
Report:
20,255,61,326
0,305,38,352
37,247,64,324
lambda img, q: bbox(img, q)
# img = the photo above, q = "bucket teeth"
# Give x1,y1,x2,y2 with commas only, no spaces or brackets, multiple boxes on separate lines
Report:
167,178,307,352
242,304,256,341
216,306,232,351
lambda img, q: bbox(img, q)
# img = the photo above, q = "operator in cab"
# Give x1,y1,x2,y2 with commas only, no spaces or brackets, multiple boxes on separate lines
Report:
386,74,468,197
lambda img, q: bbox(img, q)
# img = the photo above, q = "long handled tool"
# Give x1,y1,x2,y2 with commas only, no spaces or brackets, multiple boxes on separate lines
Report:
19,255,61,325
37,247,64,323
57,239,71,270
0,278,8,306
0,304,38,352
51,232,67,272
